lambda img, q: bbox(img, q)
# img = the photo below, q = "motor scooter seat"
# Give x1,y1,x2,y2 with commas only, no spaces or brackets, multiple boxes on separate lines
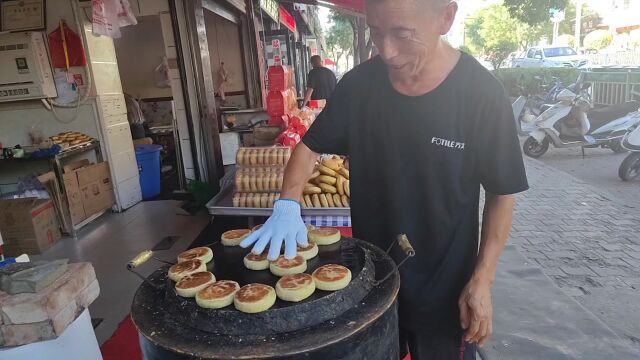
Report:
588,101,639,129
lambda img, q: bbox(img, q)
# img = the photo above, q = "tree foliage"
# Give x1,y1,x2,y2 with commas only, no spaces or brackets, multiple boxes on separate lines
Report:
583,30,613,50
504,0,568,26
326,11,371,68
466,5,521,69
556,34,576,47
325,12,353,67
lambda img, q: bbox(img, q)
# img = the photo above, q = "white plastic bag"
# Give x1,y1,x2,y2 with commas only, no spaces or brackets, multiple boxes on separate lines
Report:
154,56,171,88
92,0,137,38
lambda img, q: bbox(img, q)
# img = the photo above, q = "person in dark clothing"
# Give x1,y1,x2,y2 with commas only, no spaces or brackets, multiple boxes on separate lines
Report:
241,0,528,359
302,55,337,107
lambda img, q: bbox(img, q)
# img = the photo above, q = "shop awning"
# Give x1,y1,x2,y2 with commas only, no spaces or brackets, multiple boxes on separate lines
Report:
284,0,364,16
317,0,364,14
324,58,336,65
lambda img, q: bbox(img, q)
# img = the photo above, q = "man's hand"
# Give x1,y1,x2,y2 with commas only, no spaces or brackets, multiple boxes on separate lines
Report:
239,199,308,260
458,277,493,347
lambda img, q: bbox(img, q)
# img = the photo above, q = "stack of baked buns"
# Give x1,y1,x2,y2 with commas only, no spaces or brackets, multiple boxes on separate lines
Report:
301,156,350,208
233,146,291,208
232,150,351,209
167,226,352,314
50,132,94,147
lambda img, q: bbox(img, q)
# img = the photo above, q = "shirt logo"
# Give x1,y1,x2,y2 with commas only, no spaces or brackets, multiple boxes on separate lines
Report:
431,137,465,150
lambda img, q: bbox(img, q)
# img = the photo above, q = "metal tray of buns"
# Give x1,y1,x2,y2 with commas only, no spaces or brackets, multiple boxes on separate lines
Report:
206,184,351,217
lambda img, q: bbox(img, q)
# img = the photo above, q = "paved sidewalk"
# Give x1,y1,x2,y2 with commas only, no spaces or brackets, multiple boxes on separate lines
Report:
487,245,638,359
509,158,640,349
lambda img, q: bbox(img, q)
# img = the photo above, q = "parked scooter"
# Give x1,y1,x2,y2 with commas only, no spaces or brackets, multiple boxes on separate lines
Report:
618,87,640,181
523,83,640,158
514,75,583,135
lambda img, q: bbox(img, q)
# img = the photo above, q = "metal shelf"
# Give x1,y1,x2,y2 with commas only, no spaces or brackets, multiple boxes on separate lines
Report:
206,184,351,217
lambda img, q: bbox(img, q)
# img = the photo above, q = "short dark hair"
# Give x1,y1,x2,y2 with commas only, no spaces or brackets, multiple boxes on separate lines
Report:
365,0,450,11
310,55,322,66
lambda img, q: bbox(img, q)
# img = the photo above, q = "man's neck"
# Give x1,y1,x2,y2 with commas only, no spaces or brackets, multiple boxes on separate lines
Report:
390,41,460,97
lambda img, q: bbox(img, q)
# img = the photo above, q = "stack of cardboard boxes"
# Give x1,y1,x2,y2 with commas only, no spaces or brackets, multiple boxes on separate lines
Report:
62,161,115,226
0,161,114,257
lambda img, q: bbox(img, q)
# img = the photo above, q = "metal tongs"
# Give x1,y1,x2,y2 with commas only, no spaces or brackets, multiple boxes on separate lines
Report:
373,234,416,286
127,240,220,289
127,250,175,290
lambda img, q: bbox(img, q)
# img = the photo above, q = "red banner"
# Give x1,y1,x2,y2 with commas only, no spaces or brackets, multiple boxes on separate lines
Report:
279,5,297,33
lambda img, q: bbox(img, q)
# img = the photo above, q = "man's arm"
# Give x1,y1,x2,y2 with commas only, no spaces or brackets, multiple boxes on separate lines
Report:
302,87,314,108
280,142,318,200
459,193,516,346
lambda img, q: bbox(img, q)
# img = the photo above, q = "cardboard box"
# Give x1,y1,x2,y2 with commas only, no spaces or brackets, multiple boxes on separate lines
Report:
37,172,72,234
77,162,114,217
63,161,114,226
0,199,61,256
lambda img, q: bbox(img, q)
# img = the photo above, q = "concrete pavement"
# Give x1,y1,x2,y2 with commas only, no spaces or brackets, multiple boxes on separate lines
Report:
534,146,640,210
505,157,640,351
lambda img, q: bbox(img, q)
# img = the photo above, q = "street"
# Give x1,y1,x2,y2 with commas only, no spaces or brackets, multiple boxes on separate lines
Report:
536,146,640,209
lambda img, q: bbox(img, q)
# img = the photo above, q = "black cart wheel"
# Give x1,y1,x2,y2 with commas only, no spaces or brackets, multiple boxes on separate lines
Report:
619,153,640,181
523,136,549,158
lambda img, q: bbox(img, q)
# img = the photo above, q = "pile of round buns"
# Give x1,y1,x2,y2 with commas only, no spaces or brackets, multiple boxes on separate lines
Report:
233,192,280,208
236,147,291,166
301,156,350,208
166,226,352,314
50,132,94,146
235,167,284,192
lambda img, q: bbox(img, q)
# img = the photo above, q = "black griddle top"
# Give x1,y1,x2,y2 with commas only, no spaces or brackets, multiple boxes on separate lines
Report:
161,237,375,335
131,238,400,359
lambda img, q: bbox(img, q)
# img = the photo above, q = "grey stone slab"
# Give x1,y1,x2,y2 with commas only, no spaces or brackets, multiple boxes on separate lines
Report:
487,245,639,360
588,266,630,277
561,267,597,276
30,200,210,345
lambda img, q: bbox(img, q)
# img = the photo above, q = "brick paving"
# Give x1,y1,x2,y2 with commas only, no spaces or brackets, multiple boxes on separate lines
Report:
509,159,640,348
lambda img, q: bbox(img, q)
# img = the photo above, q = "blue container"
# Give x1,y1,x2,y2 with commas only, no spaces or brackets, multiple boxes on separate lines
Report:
135,144,163,200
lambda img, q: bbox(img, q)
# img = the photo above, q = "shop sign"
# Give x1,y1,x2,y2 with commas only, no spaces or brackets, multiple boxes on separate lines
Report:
260,0,279,23
279,5,297,34
272,39,280,49
273,55,282,65
306,38,318,56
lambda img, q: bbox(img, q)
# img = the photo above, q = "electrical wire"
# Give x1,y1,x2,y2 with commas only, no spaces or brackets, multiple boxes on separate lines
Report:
45,0,94,124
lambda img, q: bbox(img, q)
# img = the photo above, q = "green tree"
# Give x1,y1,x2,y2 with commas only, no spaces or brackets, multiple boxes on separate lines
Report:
583,30,613,50
558,0,599,44
504,0,569,26
328,11,372,67
466,5,520,69
325,13,353,68
556,34,576,47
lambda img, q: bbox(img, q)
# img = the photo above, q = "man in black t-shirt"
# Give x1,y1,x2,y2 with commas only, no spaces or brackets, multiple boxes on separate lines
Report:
302,55,337,107
241,0,528,359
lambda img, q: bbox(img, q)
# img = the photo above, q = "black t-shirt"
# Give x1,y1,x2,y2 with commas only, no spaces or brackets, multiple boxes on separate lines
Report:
307,67,337,100
302,54,528,333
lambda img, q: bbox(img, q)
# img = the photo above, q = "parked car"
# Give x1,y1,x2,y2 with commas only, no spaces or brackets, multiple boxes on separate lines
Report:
514,46,590,68
502,51,525,68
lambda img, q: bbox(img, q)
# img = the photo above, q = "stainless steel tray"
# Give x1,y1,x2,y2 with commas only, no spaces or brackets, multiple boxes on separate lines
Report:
206,184,351,217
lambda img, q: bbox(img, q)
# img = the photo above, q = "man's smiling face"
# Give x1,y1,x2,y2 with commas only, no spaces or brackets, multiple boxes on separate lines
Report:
366,0,457,79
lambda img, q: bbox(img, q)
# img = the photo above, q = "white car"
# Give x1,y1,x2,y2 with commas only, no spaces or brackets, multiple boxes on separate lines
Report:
514,46,590,68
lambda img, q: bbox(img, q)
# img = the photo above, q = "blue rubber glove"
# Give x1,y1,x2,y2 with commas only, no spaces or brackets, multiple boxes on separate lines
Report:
240,199,309,260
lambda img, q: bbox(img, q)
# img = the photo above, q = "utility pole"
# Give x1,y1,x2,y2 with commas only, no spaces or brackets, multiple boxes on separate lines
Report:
575,0,584,48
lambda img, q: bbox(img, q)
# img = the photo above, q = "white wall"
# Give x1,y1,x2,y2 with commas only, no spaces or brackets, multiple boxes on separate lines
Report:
114,15,173,99
0,0,97,146
0,0,99,194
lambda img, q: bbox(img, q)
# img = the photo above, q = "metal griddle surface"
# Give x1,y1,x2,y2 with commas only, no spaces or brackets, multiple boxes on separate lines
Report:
162,237,375,335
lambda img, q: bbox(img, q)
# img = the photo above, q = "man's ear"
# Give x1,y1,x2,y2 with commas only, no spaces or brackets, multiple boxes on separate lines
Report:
440,1,458,35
